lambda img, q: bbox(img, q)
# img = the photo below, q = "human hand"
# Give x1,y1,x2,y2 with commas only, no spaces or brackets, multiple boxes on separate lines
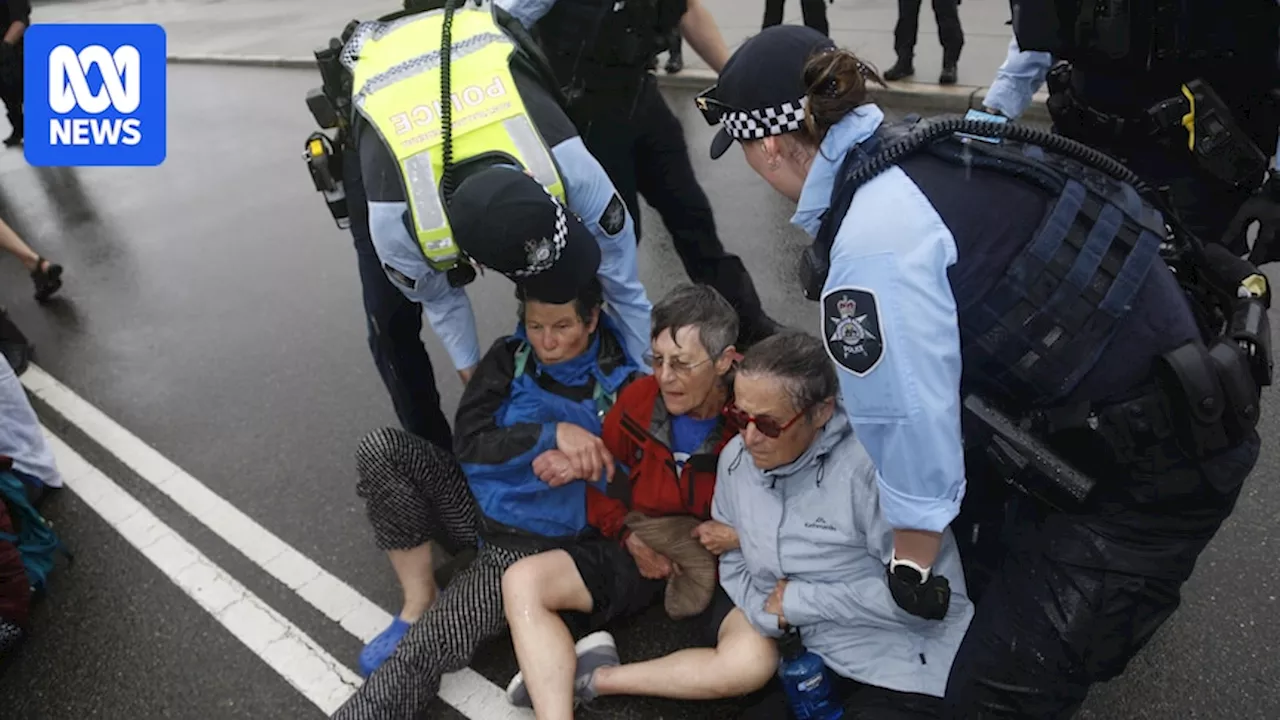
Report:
532,450,578,488
691,520,739,555
624,533,673,580
457,366,476,385
886,564,951,621
765,579,789,627
555,423,614,482
1223,176,1280,266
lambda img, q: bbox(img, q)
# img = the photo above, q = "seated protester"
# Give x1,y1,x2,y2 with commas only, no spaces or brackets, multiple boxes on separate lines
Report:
720,332,974,719
0,353,64,655
501,283,747,719
333,243,643,720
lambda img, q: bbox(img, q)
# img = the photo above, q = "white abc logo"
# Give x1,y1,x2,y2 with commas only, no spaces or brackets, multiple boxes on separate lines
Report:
48,44,141,114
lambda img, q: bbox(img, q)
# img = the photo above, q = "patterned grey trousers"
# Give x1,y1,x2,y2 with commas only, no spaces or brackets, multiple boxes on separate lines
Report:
333,427,537,720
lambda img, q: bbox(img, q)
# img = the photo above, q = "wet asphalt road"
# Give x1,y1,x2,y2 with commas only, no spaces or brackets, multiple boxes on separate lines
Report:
0,63,1278,720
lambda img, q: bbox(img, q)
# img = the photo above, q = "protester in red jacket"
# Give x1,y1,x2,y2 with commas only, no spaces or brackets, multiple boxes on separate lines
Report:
499,284,745,719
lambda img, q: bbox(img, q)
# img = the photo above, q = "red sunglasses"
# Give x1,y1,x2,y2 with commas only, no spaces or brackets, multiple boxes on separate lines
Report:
724,404,808,439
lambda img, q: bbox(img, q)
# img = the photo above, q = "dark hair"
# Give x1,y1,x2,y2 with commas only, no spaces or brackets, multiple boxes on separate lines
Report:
515,276,604,325
737,330,838,418
796,48,886,147
650,284,739,359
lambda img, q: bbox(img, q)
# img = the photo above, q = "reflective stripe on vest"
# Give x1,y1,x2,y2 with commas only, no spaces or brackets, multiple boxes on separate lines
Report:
350,7,567,270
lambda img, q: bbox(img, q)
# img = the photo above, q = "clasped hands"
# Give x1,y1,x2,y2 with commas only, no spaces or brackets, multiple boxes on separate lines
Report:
532,422,616,487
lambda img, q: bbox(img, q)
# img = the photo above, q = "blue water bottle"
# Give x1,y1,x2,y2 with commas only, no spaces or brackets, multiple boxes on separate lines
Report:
777,628,843,720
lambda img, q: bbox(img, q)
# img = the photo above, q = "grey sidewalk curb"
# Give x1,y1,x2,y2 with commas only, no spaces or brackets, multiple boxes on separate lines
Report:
167,53,1050,123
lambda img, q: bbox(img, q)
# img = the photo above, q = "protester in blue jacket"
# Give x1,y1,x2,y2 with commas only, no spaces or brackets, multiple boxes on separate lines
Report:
334,177,644,720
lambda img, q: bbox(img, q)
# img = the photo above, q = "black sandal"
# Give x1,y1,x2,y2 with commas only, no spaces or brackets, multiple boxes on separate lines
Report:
31,257,63,302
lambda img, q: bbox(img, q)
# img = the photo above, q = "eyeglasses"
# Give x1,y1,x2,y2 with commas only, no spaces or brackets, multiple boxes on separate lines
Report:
724,403,809,439
644,352,712,377
695,84,745,127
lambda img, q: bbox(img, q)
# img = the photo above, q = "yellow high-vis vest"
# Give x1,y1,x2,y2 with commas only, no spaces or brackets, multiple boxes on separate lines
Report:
350,6,567,271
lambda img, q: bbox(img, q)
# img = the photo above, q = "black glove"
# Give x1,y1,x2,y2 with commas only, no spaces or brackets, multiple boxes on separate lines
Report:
887,563,951,620
1223,174,1280,267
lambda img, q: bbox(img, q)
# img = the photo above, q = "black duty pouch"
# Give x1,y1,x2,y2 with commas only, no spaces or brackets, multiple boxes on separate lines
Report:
1153,340,1256,459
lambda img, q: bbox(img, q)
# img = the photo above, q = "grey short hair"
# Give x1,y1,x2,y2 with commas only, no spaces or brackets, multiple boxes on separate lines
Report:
650,284,739,359
737,330,838,416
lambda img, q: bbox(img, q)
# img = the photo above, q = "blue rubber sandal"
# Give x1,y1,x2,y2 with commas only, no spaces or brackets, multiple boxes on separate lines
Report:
359,617,411,677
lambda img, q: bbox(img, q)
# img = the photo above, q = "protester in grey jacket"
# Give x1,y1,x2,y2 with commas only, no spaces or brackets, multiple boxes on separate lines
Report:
713,331,973,717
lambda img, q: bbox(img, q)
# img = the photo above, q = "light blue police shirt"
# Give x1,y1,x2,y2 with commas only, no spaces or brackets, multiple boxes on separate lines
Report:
793,106,967,535
0,355,63,488
493,0,558,29
982,34,1280,170
367,135,653,372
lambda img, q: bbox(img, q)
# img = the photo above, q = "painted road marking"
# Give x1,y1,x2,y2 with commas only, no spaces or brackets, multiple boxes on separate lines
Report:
22,364,529,720
41,427,362,715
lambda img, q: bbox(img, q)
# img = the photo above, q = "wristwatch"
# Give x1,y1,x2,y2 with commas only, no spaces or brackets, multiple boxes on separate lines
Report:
889,557,931,584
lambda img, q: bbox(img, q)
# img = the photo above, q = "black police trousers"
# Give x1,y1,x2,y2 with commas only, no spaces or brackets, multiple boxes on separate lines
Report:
946,428,1261,718
342,141,454,453
0,39,21,137
893,0,964,65
762,0,829,36
575,76,774,345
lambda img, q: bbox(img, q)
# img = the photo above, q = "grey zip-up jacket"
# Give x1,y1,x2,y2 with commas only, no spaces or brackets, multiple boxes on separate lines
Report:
712,407,973,698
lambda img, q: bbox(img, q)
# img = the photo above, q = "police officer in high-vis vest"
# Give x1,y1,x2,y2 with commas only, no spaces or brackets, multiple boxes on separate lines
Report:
316,0,653,397
982,0,1280,269
698,26,1271,717
496,0,783,348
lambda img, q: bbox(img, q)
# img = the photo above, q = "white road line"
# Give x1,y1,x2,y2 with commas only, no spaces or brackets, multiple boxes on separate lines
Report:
41,427,362,715
22,364,530,720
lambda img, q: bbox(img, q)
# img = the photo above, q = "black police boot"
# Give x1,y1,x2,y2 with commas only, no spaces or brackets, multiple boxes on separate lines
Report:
939,64,958,85
3,113,21,148
884,56,914,82
737,314,784,351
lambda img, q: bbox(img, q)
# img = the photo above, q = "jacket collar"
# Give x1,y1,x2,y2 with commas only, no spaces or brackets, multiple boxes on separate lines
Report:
512,314,639,393
790,104,886,237
759,403,852,485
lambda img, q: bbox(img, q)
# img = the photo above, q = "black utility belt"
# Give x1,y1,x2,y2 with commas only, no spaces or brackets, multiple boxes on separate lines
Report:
1045,66,1270,192
1041,336,1263,467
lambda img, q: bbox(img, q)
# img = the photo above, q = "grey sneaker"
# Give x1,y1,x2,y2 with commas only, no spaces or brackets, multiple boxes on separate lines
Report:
505,630,620,708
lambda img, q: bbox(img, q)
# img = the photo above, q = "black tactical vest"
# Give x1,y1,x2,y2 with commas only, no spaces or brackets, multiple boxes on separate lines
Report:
535,0,687,110
815,122,1200,411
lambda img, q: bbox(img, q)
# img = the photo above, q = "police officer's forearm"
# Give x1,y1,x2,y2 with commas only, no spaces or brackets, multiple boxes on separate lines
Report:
679,0,729,73
3,21,25,45
457,366,475,386
893,529,943,569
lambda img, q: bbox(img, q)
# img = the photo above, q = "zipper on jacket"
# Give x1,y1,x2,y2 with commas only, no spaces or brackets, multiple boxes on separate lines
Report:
774,473,786,582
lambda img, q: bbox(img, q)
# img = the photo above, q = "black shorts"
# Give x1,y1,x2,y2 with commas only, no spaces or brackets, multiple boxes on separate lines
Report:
562,539,737,643
563,539,664,628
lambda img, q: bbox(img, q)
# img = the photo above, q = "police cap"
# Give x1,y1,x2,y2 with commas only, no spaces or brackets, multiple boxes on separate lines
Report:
447,166,601,305
700,25,835,159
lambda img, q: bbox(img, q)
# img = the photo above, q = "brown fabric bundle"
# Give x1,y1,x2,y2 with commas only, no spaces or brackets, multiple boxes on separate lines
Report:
624,512,717,620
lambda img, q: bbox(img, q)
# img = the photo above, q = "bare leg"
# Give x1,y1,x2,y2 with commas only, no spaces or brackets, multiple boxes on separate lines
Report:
503,550,595,720
0,216,42,271
389,545,438,622
593,608,776,700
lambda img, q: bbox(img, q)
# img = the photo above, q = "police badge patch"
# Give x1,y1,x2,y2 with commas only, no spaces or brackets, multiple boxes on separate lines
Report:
600,193,627,236
822,287,884,377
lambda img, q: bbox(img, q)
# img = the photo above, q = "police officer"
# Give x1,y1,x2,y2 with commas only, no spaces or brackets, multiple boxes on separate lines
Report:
496,0,782,348
314,1,654,411
982,1,1280,268
698,26,1269,717
0,0,29,147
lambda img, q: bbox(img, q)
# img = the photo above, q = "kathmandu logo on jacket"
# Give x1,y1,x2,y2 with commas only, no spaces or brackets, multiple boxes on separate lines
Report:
804,517,837,532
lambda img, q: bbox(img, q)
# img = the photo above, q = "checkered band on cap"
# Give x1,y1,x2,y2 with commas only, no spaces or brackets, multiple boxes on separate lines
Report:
722,97,808,142
510,193,568,278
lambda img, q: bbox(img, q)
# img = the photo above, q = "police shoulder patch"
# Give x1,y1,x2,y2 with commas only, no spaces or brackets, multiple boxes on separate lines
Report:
599,192,627,236
383,263,417,291
822,286,885,377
